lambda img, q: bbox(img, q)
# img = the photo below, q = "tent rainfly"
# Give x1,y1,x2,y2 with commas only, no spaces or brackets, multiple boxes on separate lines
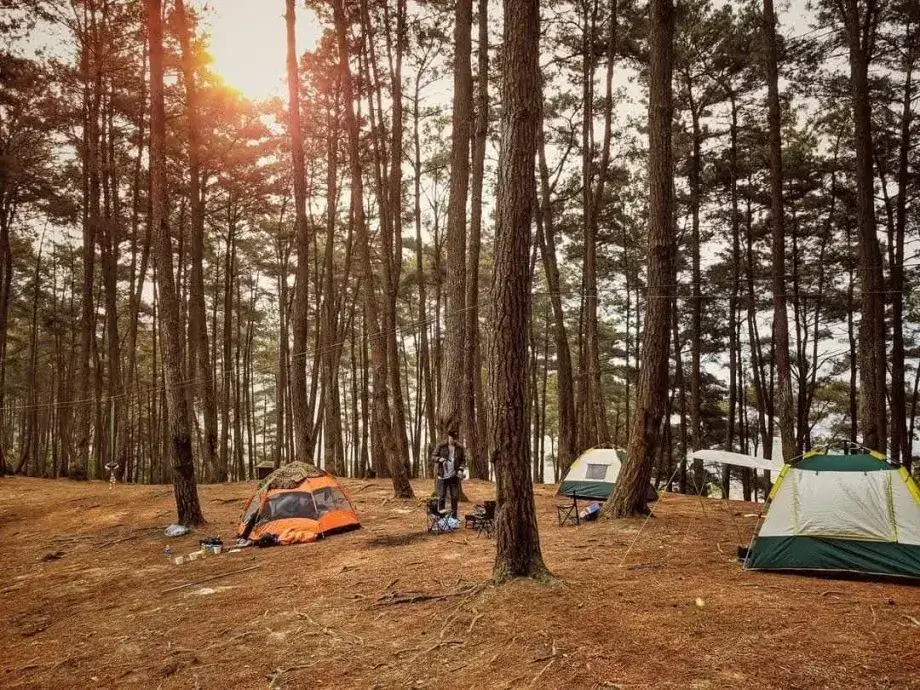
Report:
746,451,920,579
557,448,658,502
237,462,360,545
691,449,784,473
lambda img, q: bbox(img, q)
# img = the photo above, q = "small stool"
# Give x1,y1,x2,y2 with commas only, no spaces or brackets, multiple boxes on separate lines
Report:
556,494,580,527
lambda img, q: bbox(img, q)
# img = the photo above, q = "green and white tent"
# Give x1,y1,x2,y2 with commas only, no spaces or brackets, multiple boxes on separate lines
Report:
746,451,920,579
557,448,658,502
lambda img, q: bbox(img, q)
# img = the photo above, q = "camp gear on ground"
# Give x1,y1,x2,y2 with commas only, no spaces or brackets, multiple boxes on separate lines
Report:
557,448,658,502
466,500,495,538
164,524,189,537
580,502,601,522
426,498,451,534
433,516,460,531
236,462,360,546
556,493,580,527
199,536,223,554
745,450,920,579
199,537,223,555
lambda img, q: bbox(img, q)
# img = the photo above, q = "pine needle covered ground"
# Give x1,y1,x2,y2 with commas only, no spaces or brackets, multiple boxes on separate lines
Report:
1,477,918,688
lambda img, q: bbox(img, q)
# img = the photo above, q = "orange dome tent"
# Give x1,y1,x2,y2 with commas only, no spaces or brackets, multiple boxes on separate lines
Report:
236,462,360,545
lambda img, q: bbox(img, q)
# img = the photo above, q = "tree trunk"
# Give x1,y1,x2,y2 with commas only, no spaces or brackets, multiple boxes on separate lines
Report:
890,21,914,468
332,0,413,498
413,75,437,466
175,0,221,483
490,0,550,583
838,0,887,452
382,0,414,484
286,0,313,463
72,10,102,480
536,111,578,475
440,0,473,441
464,0,489,479
600,0,675,519
762,0,797,463
583,0,618,447
147,0,204,525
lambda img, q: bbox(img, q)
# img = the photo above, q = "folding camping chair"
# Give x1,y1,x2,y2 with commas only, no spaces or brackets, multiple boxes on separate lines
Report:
468,500,495,538
556,493,580,527
426,498,451,534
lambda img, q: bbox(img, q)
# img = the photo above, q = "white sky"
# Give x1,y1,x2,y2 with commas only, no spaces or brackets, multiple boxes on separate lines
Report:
200,0,323,102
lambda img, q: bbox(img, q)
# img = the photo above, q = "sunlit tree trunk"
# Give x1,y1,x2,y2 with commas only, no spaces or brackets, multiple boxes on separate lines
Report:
147,0,204,525
72,2,102,480
332,0,413,498
175,0,221,482
285,0,313,463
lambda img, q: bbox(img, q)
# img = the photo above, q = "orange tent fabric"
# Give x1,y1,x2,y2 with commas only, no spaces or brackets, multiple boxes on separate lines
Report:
237,463,360,545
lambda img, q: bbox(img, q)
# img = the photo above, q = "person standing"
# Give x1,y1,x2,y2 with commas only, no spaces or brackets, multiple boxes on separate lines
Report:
431,431,466,519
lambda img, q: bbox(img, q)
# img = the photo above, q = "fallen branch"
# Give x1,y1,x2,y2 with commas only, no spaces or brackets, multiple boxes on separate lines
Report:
903,614,920,628
376,593,446,606
161,565,260,594
530,659,554,686
467,612,484,634
296,611,364,645
268,662,318,689
407,640,463,665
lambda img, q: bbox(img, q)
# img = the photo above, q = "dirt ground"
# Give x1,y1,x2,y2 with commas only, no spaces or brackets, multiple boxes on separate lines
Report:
1,476,919,689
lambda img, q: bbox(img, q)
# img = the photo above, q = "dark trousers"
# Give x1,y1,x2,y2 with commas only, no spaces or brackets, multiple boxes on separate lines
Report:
438,476,460,518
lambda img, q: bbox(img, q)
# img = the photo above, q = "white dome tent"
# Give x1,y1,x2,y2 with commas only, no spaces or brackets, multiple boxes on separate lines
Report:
557,448,658,502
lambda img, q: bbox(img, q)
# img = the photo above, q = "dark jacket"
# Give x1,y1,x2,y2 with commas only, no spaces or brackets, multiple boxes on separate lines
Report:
431,441,466,479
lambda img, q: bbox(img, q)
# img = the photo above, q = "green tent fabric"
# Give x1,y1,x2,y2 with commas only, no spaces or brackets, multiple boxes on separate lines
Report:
794,454,890,472
558,479,658,502
745,453,920,579
748,536,920,578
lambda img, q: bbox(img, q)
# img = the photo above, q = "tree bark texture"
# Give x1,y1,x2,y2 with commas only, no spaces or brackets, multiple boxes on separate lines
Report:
464,0,489,479
147,0,204,526
286,0,313,463
600,0,675,519
332,0,413,498
762,0,797,462
490,0,550,582
440,0,473,440
838,0,887,452
175,0,222,483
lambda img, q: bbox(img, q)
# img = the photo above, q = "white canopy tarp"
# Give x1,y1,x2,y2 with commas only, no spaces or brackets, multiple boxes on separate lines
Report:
691,449,784,473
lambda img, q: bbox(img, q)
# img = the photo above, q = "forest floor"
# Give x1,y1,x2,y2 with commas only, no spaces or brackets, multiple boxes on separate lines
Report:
1,477,919,689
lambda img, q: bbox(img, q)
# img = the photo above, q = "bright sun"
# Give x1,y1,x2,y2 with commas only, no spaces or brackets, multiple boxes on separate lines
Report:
202,0,322,102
